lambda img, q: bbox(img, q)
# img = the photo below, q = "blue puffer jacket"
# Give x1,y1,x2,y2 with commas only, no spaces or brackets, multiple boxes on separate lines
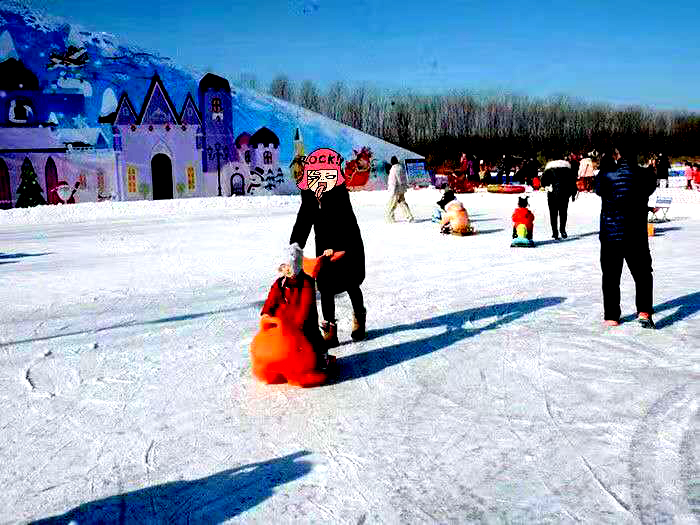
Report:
595,159,656,242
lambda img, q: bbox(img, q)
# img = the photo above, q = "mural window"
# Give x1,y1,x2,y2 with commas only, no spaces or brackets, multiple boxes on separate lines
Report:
263,151,272,165
244,151,251,164
78,173,87,189
9,99,34,123
187,165,196,191
127,165,138,193
97,171,106,193
211,98,222,114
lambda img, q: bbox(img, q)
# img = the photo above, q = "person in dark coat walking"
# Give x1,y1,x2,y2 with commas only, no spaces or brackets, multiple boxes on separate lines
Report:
655,153,670,188
290,148,367,347
519,156,540,187
540,158,578,239
595,146,657,328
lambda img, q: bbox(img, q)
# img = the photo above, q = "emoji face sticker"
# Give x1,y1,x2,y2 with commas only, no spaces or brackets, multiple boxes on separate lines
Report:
298,147,346,200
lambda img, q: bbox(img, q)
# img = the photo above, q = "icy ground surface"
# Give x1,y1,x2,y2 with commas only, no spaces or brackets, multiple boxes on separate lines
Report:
1,185,699,524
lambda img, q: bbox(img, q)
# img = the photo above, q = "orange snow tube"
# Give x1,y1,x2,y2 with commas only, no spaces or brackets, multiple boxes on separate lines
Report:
302,251,346,279
250,251,346,388
250,315,328,388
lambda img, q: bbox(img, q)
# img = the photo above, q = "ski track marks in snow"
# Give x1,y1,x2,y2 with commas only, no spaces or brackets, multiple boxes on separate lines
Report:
628,383,700,524
3,189,700,522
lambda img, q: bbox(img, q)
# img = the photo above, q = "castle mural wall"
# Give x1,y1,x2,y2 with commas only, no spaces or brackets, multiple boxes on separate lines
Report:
0,5,421,209
0,28,293,208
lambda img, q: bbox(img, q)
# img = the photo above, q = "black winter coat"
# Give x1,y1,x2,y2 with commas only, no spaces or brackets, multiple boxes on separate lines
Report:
541,160,577,199
290,185,366,295
656,156,670,179
595,159,657,243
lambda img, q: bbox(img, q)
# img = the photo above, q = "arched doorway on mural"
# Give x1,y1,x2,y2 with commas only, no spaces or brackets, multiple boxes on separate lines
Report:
0,159,11,209
45,156,59,204
230,173,244,196
151,154,173,200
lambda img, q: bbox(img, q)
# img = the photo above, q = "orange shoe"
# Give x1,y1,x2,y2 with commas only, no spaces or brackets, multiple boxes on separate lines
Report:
604,320,620,326
637,312,656,329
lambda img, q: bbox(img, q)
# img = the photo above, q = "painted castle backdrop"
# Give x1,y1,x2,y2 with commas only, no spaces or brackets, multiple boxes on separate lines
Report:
0,2,422,208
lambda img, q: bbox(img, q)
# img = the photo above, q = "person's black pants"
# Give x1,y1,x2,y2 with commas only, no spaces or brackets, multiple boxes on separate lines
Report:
600,240,654,321
321,287,365,322
547,194,569,236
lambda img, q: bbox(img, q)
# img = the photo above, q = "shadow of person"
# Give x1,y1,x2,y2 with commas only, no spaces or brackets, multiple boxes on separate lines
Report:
2,300,267,348
623,291,700,329
473,228,504,235
651,225,683,237
534,231,599,246
31,451,312,524
329,297,565,385
0,252,52,260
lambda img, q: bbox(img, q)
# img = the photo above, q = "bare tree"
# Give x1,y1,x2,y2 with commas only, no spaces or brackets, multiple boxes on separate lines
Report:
236,72,258,90
298,80,320,112
269,75,295,102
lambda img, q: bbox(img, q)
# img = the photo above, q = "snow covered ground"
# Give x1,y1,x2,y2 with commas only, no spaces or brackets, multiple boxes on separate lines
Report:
1,183,699,524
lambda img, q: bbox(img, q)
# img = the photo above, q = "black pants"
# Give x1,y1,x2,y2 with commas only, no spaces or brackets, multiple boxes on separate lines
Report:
547,194,569,236
321,287,365,322
600,240,654,321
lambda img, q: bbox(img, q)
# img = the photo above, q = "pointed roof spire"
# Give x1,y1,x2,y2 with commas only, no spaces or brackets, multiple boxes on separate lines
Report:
294,128,300,141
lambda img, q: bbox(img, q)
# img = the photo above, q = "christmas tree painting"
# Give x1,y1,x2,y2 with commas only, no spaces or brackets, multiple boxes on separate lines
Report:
15,158,47,208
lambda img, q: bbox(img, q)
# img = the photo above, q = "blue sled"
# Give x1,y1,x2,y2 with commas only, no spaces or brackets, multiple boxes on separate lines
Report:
511,238,535,247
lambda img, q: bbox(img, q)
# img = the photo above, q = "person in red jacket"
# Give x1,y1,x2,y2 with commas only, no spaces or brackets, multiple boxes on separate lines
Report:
260,243,332,369
512,196,535,240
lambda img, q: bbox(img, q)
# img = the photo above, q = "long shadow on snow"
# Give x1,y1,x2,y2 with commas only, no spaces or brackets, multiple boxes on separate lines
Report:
652,225,683,236
329,297,565,385
0,300,266,348
0,252,52,260
534,231,599,246
472,228,504,235
620,291,700,329
31,451,312,525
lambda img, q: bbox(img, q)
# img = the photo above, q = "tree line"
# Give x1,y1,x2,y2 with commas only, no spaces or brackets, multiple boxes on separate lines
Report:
237,73,700,166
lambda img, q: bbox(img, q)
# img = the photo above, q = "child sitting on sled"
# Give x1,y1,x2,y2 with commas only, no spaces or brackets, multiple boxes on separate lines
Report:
259,243,333,371
512,196,534,240
437,189,474,235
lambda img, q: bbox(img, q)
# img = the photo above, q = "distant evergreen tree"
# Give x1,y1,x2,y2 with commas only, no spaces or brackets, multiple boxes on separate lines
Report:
15,158,46,208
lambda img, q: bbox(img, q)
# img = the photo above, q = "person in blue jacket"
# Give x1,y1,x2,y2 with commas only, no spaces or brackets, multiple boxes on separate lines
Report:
595,145,657,328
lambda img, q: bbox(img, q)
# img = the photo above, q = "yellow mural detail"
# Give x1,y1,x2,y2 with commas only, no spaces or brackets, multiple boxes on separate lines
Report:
187,164,196,191
127,165,138,193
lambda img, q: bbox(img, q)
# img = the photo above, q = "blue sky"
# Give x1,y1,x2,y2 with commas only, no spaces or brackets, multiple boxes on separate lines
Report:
43,0,700,111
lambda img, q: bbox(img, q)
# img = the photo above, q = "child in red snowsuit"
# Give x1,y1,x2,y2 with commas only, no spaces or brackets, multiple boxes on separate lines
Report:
512,196,535,240
260,243,330,369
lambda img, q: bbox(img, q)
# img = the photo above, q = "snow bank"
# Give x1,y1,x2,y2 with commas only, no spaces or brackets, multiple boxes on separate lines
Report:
2,184,699,227
0,195,303,226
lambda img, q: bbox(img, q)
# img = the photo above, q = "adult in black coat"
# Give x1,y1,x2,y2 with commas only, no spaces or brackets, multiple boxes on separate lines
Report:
655,153,670,188
540,158,578,239
518,157,540,187
290,182,366,347
594,147,657,327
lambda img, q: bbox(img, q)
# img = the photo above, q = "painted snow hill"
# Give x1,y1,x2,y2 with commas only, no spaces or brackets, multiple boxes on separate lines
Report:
0,1,421,208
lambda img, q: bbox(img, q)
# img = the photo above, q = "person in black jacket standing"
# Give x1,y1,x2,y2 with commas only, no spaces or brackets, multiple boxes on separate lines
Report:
655,153,670,188
541,157,578,239
290,148,367,348
595,146,657,328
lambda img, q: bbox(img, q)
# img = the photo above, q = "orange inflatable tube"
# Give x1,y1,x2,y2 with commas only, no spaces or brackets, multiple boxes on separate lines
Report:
250,314,328,387
250,253,345,388
302,251,345,278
